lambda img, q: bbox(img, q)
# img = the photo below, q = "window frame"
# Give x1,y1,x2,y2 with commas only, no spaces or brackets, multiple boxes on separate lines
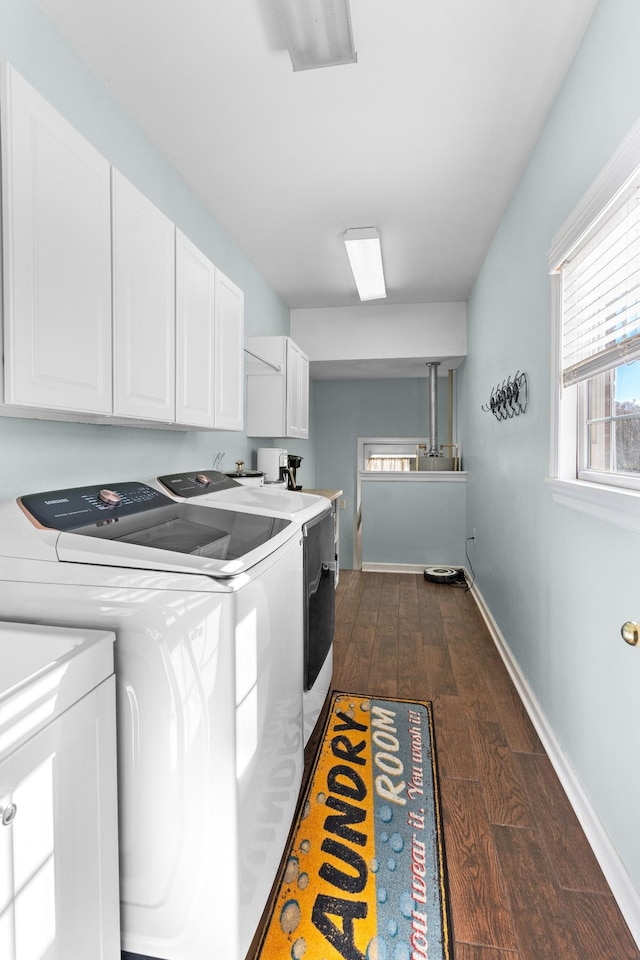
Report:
548,115,640,530
576,372,640,491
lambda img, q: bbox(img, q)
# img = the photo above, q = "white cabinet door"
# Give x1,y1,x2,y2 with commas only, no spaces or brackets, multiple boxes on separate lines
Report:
112,170,175,421
286,339,301,438
175,230,216,427
175,238,244,430
214,269,244,431
2,678,119,960
298,350,309,439
1,64,112,414
285,339,309,439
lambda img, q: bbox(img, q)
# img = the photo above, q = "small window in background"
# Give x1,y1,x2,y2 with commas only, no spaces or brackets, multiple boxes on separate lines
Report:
366,454,416,471
361,440,428,472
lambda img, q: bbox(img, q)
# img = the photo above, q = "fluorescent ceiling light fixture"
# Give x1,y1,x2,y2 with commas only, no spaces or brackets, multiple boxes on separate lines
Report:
344,227,387,301
274,0,357,72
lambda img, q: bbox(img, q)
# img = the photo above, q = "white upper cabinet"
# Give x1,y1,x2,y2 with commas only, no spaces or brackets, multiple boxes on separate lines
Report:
175,230,216,427
0,63,245,431
246,336,309,438
175,233,244,430
112,170,176,422
298,348,309,439
286,339,309,440
1,63,112,414
213,269,244,431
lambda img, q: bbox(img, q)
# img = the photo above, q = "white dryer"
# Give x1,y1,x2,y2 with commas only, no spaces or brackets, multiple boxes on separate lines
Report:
152,470,336,743
0,481,304,960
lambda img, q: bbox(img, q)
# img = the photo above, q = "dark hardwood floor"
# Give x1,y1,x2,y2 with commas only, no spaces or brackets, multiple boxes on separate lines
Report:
249,570,640,960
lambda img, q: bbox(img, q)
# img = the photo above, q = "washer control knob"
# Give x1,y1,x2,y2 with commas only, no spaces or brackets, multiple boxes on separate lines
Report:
621,621,640,646
195,474,211,486
1,804,17,826
98,488,122,507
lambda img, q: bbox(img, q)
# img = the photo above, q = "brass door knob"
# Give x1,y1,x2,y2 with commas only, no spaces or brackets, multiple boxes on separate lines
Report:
621,622,640,646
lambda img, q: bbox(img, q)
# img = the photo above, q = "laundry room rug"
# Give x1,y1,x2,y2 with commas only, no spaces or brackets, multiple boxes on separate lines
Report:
255,692,452,960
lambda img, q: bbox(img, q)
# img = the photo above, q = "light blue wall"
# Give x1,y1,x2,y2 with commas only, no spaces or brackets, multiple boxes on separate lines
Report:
312,377,457,567
0,0,315,499
362,480,466,567
465,0,640,895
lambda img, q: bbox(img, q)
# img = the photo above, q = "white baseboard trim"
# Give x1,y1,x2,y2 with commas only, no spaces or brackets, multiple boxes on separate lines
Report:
470,581,640,948
361,562,429,574
361,562,465,575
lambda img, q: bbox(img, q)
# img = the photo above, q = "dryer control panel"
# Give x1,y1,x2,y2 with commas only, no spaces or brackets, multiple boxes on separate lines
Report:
157,471,240,499
20,482,173,531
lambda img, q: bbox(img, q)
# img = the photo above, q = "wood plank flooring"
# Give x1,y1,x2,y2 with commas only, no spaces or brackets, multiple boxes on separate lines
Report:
248,570,639,960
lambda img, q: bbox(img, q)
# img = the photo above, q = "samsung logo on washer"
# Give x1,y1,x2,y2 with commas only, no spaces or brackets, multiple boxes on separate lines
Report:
44,498,70,505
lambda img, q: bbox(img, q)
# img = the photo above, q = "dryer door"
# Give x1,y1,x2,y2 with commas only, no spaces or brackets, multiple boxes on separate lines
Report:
303,507,336,691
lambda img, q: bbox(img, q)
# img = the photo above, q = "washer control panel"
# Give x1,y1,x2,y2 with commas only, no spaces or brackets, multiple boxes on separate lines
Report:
20,482,173,531
157,470,240,499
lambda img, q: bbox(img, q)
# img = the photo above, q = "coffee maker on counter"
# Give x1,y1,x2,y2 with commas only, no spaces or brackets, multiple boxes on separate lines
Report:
280,454,303,490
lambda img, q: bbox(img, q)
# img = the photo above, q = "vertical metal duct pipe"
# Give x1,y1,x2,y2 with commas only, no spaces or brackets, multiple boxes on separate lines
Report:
448,369,454,448
426,361,440,456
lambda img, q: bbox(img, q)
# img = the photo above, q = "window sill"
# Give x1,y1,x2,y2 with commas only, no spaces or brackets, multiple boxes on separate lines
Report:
360,471,467,482
547,477,640,533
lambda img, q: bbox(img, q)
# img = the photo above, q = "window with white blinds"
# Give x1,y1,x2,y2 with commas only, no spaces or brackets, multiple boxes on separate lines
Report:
549,118,640,514
561,179,640,386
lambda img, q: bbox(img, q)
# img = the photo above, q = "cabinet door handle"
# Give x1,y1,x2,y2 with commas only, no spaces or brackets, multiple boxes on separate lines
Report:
1,803,17,826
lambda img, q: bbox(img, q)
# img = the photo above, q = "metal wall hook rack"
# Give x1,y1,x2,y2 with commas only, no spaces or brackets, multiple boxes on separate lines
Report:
482,371,528,420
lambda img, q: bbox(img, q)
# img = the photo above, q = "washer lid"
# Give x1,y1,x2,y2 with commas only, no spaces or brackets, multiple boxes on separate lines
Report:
155,470,330,523
18,481,297,578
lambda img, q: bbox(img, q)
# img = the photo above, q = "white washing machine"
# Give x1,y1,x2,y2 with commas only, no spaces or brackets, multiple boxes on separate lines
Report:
151,470,336,743
0,481,304,960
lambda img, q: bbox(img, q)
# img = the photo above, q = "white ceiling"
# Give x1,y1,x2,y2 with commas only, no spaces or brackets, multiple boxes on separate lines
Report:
37,0,597,311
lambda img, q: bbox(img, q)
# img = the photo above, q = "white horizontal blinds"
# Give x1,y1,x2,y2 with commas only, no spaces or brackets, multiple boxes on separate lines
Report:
562,180,640,385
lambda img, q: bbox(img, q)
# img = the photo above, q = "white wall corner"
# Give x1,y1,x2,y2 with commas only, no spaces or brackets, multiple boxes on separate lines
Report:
290,301,467,363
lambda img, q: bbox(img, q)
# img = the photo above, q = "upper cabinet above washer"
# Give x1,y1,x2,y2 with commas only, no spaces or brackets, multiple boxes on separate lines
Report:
0,63,244,432
175,231,244,430
213,268,244,431
1,63,113,415
176,230,217,428
112,171,176,423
